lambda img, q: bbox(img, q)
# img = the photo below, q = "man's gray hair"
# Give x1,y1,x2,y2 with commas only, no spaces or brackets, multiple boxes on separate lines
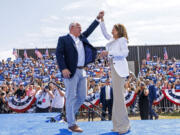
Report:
69,22,78,31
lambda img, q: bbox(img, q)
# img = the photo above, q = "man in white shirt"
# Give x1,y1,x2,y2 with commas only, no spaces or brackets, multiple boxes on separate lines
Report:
49,83,65,113
100,78,113,120
35,85,54,113
56,11,104,132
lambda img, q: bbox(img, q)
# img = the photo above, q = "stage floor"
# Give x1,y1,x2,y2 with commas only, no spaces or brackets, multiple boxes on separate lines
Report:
0,113,180,135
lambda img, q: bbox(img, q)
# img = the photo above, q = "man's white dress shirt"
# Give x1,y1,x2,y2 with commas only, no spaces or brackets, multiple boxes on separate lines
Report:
69,33,85,67
105,85,111,100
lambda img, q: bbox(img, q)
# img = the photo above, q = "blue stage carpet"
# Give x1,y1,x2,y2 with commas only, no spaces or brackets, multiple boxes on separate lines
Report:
0,113,180,135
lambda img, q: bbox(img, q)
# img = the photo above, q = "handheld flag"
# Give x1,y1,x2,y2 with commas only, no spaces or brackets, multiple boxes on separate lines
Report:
13,48,18,58
35,48,43,59
24,49,28,59
146,48,150,61
164,47,168,60
45,48,49,57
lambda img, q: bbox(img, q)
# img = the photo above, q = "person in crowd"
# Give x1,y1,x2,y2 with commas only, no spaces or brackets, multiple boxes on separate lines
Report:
162,80,168,90
26,84,36,97
14,83,26,100
55,11,104,132
87,79,96,95
175,79,180,89
148,80,159,120
1,85,10,95
0,85,12,113
0,68,4,84
100,78,113,121
129,83,136,91
125,78,137,114
49,82,65,113
93,84,100,98
135,82,149,120
35,85,54,113
0,89,6,113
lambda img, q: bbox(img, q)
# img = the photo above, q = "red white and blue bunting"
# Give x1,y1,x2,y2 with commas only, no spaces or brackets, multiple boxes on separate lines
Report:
162,89,180,105
153,90,164,105
124,91,137,107
7,89,180,112
82,90,137,109
7,96,36,113
82,93,100,109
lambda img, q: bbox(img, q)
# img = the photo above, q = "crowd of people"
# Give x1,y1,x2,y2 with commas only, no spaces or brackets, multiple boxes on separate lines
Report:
0,51,180,120
0,54,66,113
125,56,180,119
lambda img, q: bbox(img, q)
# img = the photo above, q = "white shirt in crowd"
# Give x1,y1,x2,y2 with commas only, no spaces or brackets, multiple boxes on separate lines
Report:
35,90,52,109
51,89,65,109
105,85,111,100
69,33,85,67
88,88,94,95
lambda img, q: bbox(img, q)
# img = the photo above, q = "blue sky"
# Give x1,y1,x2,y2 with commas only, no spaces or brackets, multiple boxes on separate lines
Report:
0,0,180,59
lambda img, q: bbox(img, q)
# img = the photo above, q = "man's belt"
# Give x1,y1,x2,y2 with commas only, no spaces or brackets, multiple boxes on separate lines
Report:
77,66,84,69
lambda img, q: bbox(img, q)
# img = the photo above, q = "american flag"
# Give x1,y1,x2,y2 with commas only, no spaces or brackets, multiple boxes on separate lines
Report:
24,49,28,59
164,47,168,60
146,48,150,61
45,48,49,56
35,48,43,59
13,48,18,58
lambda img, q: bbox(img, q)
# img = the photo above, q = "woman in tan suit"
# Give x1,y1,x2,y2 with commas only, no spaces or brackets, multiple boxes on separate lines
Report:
100,15,130,134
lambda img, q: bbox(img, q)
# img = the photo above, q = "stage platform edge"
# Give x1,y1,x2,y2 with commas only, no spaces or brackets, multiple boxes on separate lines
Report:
0,113,180,135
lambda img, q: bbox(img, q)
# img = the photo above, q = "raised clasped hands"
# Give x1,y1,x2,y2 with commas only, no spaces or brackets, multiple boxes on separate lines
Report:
97,11,104,20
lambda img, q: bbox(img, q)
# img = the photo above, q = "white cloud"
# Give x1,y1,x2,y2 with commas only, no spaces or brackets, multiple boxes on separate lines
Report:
3,0,180,52
98,0,180,45
62,0,86,11
26,33,42,38
50,16,60,21
40,15,60,24
62,3,81,11
62,0,102,11
105,0,180,9
40,27,60,37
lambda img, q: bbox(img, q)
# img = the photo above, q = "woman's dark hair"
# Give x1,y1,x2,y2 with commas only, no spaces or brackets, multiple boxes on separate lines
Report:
114,24,129,42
